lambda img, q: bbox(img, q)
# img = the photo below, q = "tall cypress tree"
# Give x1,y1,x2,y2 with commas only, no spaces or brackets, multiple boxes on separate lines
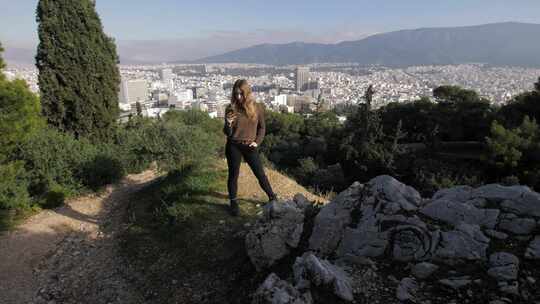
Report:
36,0,120,140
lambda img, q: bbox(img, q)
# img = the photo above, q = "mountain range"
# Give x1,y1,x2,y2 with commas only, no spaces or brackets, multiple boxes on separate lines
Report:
196,22,540,67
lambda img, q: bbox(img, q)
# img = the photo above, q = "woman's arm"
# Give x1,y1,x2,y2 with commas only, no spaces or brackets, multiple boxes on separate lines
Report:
255,104,266,145
223,105,234,137
223,116,232,137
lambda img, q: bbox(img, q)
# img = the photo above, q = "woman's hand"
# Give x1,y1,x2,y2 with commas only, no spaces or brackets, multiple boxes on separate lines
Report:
249,142,258,148
226,112,236,124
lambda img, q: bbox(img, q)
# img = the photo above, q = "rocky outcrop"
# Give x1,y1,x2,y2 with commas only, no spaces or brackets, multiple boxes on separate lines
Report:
487,252,519,281
252,274,313,304
293,253,353,302
245,199,306,270
525,236,540,259
498,213,537,235
434,223,490,263
366,175,422,212
246,176,540,304
420,198,499,228
396,277,418,302
411,262,439,279
308,182,363,256
472,184,540,217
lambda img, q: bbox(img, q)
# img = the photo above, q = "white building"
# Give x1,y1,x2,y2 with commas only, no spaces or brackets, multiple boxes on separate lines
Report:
273,94,288,106
169,89,194,109
119,79,148,105
160,68,173,83
295,66,310,92
152,92,169,106
145,107,170,118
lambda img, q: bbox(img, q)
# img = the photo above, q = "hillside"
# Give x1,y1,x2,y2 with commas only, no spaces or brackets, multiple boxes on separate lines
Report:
198,22,540,67
0,160,324,304
2,156,540,303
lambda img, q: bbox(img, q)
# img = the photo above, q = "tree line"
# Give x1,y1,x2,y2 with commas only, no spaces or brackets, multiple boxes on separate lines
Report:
261,81,540,195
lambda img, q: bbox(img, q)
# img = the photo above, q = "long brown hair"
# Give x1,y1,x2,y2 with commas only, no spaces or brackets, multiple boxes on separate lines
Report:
230,79,257,121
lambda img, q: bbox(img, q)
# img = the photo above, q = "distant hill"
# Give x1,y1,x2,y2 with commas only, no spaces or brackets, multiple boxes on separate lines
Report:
197,22,540,67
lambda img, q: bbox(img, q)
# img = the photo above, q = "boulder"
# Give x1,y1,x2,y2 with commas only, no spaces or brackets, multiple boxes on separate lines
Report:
471,184,531,202
487,252,519,281
439,276,472,289
293,253,354,302
412,262,439,280
246,200,305,270
484,229,509,240
293,193,312,211
525,236,540,259
390,225,435,262
367,175,422,212
434,223,490,263
337,226,388,259
433,185,474,202
466,197,488,208
252,273,313,304
472,184,540,217
498,280,519,296
498,213,536,235
420,199,499,229
500,193,540,217
308,182,363,256
396,277,418,302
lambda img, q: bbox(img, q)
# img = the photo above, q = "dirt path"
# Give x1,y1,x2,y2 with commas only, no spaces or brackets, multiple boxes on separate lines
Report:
0,161,324,304
0,170,157,304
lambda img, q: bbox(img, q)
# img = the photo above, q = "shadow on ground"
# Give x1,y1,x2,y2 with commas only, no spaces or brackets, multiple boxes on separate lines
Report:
0,172,157,304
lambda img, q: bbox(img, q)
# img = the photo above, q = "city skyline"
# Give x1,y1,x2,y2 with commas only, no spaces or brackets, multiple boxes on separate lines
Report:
2,0,540,64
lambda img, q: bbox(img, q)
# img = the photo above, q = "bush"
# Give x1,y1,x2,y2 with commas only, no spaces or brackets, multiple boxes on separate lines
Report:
40,184,68,209
123,118,219,172
485,116,540,177
79,154,124,191
113,117,156,174
14,128,126,199
15,128,98,197
0,161,31,210
404,157,482,196
113,115,221,174
0,79,43,157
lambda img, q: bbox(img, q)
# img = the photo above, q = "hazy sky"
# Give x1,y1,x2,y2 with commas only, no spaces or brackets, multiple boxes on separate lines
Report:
2,0,540,63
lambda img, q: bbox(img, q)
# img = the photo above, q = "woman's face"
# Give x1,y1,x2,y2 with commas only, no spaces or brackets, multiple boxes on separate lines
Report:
235,87,244,103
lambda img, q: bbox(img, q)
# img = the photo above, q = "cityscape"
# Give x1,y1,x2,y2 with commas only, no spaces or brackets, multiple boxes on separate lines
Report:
5,62,540,120
3,1,540,303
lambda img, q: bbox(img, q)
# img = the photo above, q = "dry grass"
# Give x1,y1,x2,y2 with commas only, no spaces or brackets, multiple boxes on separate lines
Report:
217,159,327,204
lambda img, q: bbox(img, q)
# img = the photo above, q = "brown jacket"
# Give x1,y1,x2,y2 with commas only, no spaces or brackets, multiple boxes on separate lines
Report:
223,103,266,145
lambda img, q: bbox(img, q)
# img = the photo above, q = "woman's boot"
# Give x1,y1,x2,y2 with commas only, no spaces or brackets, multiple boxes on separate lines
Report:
229,199,239,216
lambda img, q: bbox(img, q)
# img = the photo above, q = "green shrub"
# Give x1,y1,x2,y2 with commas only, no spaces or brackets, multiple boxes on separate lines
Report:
79,154,124,191
113,117,156,174
163,109,222,136
0,79,44,157
500,175,520,186
15,128,98,197
134,120,219,172
40,184,67,209
0,161,31,210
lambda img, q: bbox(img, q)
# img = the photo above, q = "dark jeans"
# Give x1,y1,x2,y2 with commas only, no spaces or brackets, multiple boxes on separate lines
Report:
225,140,275,201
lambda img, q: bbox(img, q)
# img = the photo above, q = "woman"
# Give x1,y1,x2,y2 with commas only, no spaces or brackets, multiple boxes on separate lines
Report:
223,79,277,216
